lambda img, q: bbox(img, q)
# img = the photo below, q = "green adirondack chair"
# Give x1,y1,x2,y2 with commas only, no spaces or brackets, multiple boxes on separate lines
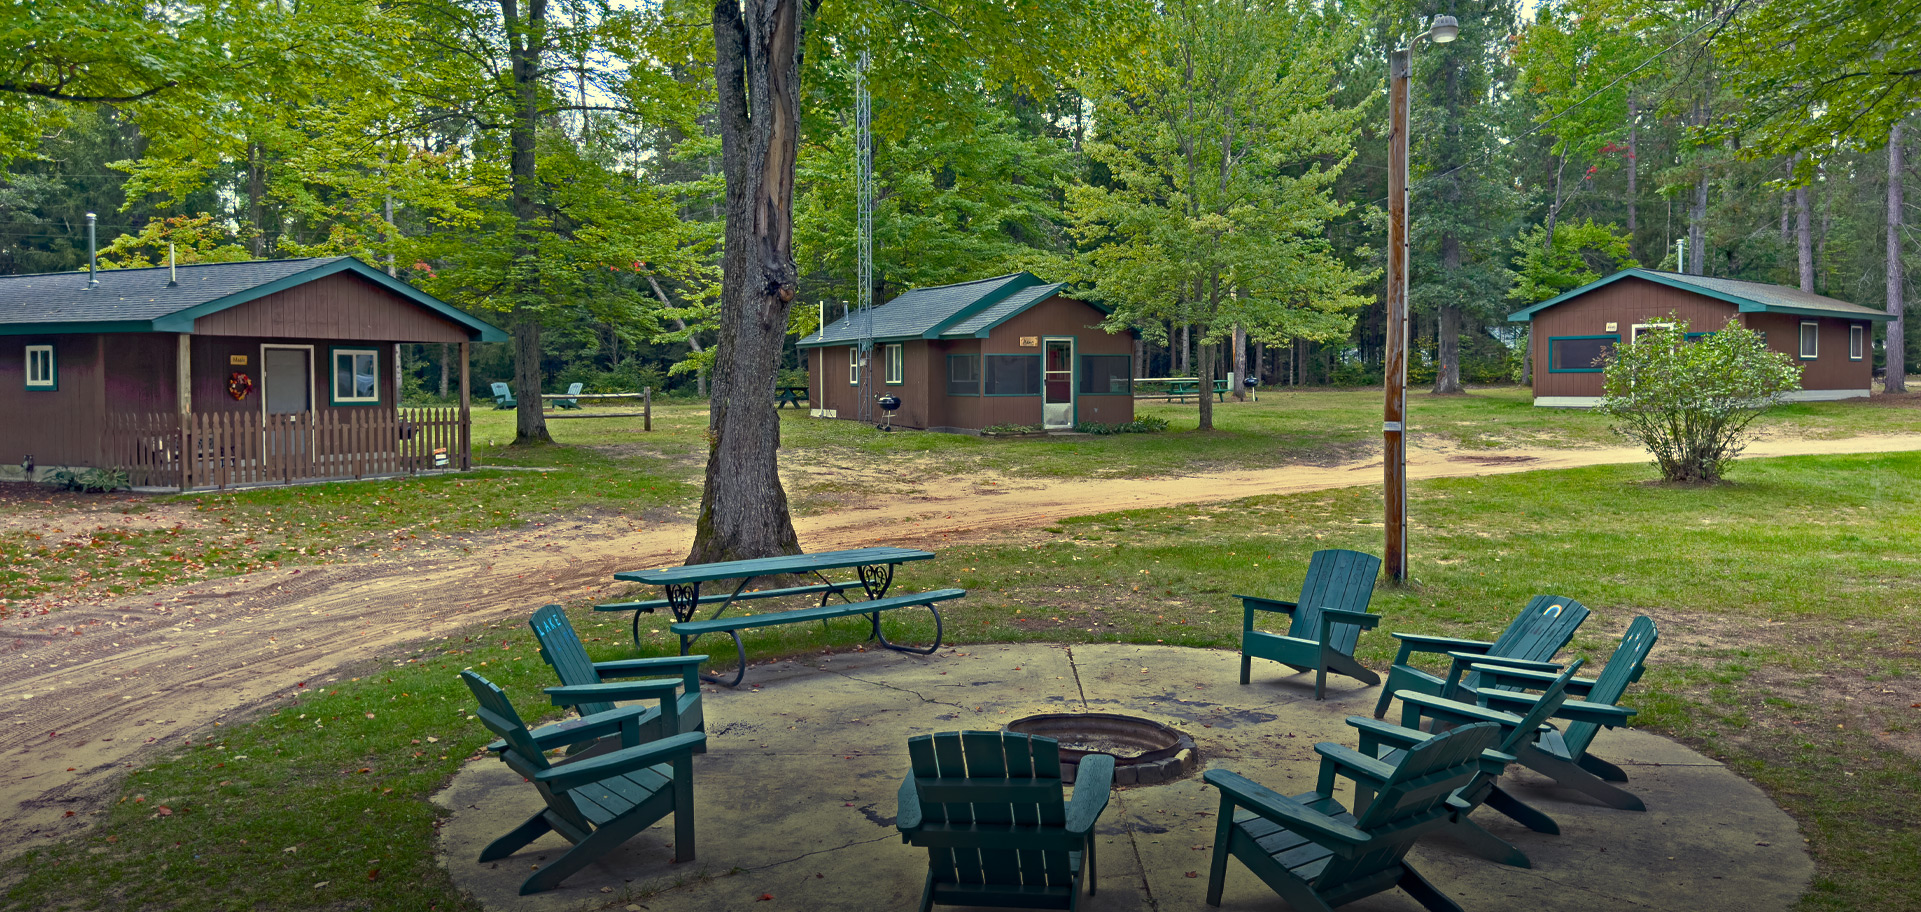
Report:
1236,549,1384,700
528,604,706,755
1344,660,1585,868
1463,615,1658,811
1372,594,1589,719
490,382,516,409
555,382,584,409
461,671,703,895
897,731,1115,912
1203,721,1503,912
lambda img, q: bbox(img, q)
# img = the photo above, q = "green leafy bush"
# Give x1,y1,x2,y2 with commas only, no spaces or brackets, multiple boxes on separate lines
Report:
47,467,131,493
1075,416,1170,435
1598,316,1801,482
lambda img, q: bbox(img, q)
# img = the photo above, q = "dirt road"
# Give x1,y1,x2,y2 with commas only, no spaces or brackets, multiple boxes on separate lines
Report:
4,434,1918,856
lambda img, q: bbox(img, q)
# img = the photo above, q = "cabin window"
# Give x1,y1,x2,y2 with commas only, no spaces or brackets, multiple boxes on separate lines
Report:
1849,324,1865,361
984,355,1040,395
24,344,55,391
884,344,904,385
946,355,980,396
329,347,380,405
1547,335,1617,373
1629,322,1674,343
1079,355,1131,394
1799,321,1819,359
848,346,860,385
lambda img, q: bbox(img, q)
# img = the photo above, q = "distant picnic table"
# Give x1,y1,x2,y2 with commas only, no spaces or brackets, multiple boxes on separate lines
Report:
776,386,810,408
599,547,962,685
1134,377,1230,403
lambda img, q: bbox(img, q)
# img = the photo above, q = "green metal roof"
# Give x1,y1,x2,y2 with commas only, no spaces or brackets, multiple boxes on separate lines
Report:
1508,269,1894,323
0,256,509,341
800,273,1071,347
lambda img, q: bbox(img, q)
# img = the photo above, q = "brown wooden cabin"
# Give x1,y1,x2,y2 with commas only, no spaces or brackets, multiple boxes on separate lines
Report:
1508,269,1894,407
798,273,1135,432
0,257,507,490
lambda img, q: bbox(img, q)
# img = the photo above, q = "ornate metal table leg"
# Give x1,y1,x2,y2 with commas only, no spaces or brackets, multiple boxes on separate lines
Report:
665,582,701,624
859,563,896,640
875,602,944,655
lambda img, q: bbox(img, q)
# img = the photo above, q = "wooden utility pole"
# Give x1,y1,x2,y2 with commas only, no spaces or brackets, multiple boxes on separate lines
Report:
1385,47,1411,584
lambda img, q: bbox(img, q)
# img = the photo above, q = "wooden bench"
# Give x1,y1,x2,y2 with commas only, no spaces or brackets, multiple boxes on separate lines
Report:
670,588,965,686
594,580,864,646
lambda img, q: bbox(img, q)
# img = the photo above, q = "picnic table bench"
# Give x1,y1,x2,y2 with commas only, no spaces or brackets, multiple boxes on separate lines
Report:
605,547,957,686
1133,377,1231,402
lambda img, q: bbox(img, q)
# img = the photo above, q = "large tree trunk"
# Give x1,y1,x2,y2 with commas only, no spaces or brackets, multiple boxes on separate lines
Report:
248,141,267,257
504,0,551,444
1196,326,1215,431
688,0,804,563
1890,121,1908,394
1796,174,1815,292
1230,323,1246,401
1520,328,1532,386
1688,173,1707,275
1625,97,1638,244
1432,235,1463,394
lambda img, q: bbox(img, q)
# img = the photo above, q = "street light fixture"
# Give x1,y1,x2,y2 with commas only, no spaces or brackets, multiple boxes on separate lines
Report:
1383,15,1457,584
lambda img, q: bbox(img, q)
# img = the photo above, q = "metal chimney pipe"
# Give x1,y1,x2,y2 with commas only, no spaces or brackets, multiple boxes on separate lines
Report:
85,212,98,287
168,242,177,286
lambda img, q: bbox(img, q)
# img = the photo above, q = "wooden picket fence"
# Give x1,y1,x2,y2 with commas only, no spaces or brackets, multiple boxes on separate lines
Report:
104,408,468,490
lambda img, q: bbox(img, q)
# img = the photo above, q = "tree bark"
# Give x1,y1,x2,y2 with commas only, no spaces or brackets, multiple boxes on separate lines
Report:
687,0,805,563
1230,323,1246,401
1626,97,1638,244
503,0,551,444
1889,121,1908,393
1520,328,1532,386
439,343,450,398
1796,173,1815,292
1688,172,1707,275
248,141,267,258
1432,235,1463,394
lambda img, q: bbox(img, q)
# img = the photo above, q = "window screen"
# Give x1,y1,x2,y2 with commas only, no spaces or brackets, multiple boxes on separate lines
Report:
984,355,1040,395
1849,325,1864,360
1548,336,1616,372
1799,322,1819,359
1079,355,1131,394
947,355,980,396
884,344,903,384
25,344,55,390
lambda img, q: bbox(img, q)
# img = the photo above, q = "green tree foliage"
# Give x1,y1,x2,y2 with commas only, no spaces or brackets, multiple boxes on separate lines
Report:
1067,0,1370,430
1599,317,1802,482
1508,219,1637,304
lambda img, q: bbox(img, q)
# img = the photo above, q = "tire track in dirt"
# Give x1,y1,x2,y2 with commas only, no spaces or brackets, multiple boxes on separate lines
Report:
4,433,1918,856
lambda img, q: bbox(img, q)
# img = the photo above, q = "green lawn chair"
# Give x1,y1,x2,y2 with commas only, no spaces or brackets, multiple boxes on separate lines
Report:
461,671,702,895
528,604,706,755
897,731,1115,912
1461,615,1658,811
1372,594,1589,719
555,381,584,409
1344,660,1586,868
1203,721,1503,912
490,382,516,409
1235,549,1383,699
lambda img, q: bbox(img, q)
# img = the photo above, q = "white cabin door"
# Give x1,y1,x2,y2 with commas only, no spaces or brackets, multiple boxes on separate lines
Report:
1042,338,1074,429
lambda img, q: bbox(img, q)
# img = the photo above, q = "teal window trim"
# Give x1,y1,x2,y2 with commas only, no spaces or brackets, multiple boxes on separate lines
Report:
945,353,981,396
884,343,904,385
1848,324,1865,361
1684,332,1711,341
984,353,1043,396
24,343,56,391
327,346,382,406
1547,334,1618,373
1799,321,1819,360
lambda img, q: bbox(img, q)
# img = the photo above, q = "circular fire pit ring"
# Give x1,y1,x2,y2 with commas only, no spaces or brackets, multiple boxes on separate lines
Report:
1005,713,1197,786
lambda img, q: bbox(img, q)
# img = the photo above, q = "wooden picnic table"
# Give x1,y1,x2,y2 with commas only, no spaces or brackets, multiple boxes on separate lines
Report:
608,547,954,685
776,386,810,408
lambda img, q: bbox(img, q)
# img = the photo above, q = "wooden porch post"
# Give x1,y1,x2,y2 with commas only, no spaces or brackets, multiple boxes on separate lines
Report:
176,334,192,490
458,341,471,469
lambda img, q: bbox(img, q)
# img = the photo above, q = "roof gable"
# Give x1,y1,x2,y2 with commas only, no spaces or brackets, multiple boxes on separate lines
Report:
0,256,508,341
1509,269,1894,323
800,273,1046,347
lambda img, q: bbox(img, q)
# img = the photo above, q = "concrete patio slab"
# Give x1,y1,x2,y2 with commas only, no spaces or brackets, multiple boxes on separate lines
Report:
434,644,1811,912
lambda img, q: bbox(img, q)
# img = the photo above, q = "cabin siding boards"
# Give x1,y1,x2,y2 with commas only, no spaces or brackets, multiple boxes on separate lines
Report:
192,272,471,342
800,275,1131,431
1514,272,1882,404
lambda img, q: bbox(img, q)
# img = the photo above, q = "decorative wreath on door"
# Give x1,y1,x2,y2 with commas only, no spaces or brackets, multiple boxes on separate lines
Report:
227,371,255,401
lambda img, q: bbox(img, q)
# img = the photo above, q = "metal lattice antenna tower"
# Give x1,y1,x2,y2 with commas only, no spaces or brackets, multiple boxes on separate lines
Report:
854,47,876,423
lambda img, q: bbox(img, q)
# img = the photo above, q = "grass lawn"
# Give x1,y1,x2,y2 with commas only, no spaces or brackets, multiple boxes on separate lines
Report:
7,386,1916,614
3,450,1915,911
